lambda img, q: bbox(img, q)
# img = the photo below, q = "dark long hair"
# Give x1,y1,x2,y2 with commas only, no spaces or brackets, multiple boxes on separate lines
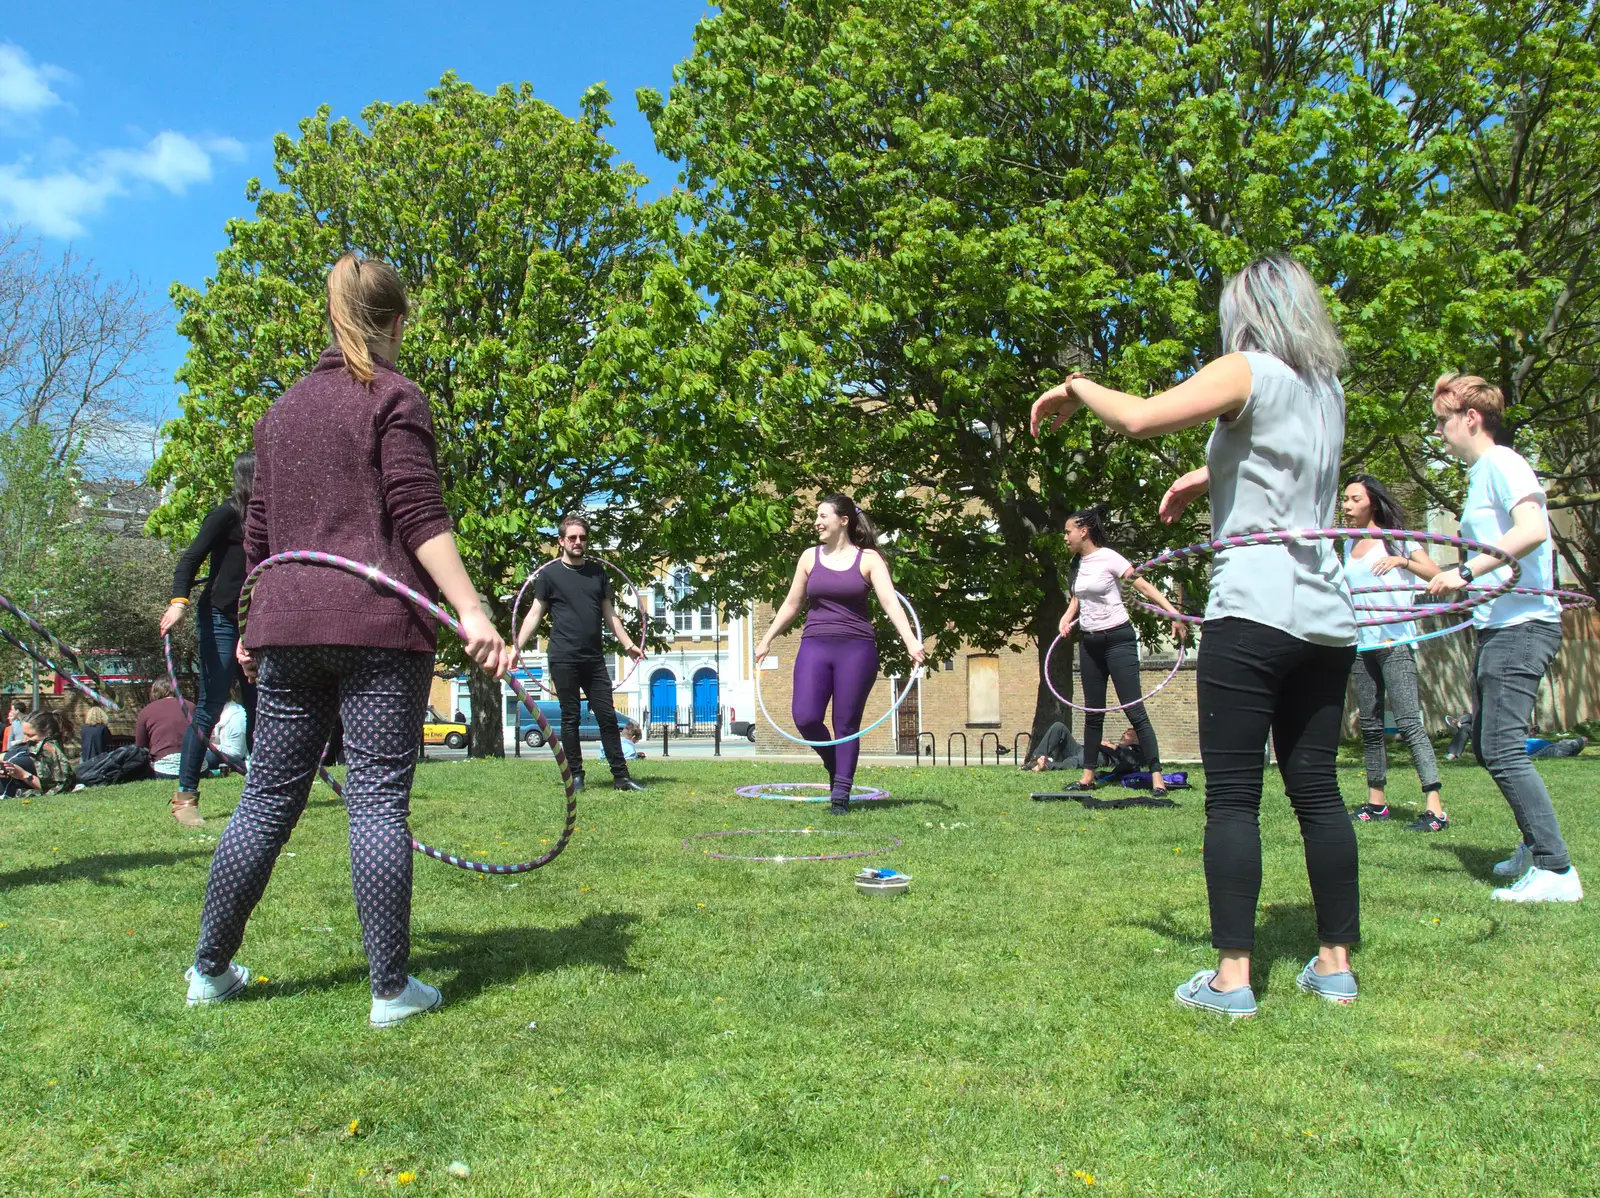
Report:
819,492,883,554
231,451,255,518
1345,474,1409,556
24,708,71,745
1067,504,1112,548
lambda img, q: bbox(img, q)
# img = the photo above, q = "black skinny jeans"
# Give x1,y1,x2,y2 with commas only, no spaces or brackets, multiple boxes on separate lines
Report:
1197,618,1359,951
1078,622,1160,770
548,656,628,778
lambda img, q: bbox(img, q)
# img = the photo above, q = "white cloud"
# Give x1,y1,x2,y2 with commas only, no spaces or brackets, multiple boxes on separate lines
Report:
0,43,69,116
0,131,244,238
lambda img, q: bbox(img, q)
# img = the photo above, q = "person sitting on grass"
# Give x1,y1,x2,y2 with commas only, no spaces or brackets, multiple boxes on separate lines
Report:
135,680,191,788
1024,723,1141,775
619,719,647,761
0,709,78,796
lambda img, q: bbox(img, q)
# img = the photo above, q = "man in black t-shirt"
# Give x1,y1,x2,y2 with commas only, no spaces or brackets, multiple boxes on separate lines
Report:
515,515,645,792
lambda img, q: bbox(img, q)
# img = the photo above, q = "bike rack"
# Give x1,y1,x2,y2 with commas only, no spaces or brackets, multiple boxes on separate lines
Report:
946,731,967,768
918,731,936,763
1013,730,1033,764
978,731,1002,765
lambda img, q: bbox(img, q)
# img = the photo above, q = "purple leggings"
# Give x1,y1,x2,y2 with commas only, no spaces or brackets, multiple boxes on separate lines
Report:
792,636,880,801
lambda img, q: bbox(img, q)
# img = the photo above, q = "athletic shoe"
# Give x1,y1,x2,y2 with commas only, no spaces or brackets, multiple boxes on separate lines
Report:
613,777,646,792
1174,971,1256,1019
1295,957,1358,1004
1350,803,1390,822
570,773,585,793
1407,810,1449,833
1491,866,1583,903
370,976,443,1027
185,962,251,1006
1493,842,1533,878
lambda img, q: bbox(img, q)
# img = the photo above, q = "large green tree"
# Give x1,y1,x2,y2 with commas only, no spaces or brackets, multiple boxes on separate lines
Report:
642,0,1490,738
150,75,680,753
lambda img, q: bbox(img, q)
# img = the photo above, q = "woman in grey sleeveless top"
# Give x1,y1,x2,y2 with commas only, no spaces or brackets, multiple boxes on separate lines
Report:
1031,255,1360,1019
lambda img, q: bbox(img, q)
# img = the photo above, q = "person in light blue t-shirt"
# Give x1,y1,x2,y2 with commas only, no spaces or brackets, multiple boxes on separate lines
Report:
1427,373,1580,905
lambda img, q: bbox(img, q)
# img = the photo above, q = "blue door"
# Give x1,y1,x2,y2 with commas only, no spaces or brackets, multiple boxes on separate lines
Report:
692,668,719,724
649,669,677,725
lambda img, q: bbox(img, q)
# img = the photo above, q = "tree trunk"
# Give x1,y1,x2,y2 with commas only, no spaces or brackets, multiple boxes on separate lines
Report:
466,667,505,759
1029,570,1074,751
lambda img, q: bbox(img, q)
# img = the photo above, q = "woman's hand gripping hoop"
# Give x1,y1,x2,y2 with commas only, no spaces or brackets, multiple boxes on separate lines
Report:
238,551,577,874
754,591,925,748
510,554,650,697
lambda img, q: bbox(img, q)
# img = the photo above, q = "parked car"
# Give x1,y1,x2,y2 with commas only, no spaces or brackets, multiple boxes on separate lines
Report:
518,700,603,748
729,719,757,743
422,707,469,749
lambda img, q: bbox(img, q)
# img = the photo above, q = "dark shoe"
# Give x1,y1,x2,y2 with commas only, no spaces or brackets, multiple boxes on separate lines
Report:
1350,803,1390,822
1407,809,1449,833
570,773,585,794
828,800,850,816
613,777,646,792
1064,780,1097,793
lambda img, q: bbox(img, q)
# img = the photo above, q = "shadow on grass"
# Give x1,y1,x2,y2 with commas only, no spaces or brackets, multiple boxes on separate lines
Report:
0,850,211,892
1435,842,1509,883
245,910,642,1006
1128,902,1323,1000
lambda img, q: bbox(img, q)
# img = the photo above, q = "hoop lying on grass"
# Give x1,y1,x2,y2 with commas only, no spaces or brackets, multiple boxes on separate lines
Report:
239,551,577,875
734,782,891,803
682,827,902,863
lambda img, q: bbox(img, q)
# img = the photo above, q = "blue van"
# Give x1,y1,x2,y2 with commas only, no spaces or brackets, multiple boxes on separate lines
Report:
517,700,602,748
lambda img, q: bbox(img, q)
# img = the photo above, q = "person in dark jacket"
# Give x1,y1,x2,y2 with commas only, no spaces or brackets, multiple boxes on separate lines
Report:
185,254,511,1027
161,451,257,826
80,706,112,764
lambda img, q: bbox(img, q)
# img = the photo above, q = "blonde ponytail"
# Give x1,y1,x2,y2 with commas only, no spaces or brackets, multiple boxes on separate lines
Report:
326,254,410,385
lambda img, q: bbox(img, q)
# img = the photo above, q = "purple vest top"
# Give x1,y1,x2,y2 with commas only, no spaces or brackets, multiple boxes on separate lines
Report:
803,547,875,639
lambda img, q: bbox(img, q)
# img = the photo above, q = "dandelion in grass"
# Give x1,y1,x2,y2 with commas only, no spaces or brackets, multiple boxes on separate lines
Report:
256,976,269,984
1073,1170,1095,1186
345,1118,359,1138
397,1170,416,1184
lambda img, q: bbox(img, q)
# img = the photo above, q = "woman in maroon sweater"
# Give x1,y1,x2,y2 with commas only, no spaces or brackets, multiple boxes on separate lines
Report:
186,254,510,1028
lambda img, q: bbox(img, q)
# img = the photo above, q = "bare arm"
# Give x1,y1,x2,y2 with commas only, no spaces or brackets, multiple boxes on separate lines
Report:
516,597,547,652
1058,596,1080,637
753,555,812,659
1127,572,1188,641
601,595,645,661
1032,355,1253,440
1427,499,1548,594
863,552,926,665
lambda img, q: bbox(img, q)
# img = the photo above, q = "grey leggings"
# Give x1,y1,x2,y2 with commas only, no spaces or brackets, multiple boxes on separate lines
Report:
1473,622,1570,871
193,645,433,996
1352,644,1442,794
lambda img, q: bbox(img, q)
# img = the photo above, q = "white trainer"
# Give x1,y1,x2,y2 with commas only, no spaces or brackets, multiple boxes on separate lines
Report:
370,976,443,1028
1492,842,1533,878
1491,866,1583,903
185,962,251,1006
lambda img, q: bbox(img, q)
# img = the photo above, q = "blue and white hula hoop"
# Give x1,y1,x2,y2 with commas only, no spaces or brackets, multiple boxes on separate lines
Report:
754,591,924,749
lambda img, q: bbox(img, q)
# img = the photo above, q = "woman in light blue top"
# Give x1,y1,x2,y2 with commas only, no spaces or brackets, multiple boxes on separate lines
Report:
1340,474,1445,830
1032,254,1361,1018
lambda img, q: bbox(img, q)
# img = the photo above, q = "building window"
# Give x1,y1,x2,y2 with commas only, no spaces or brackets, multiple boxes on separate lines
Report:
675,605,695,635
967,654,1000,726
699,604,714,633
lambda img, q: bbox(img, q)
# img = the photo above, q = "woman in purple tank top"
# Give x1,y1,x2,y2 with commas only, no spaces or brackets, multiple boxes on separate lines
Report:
754,493,926,813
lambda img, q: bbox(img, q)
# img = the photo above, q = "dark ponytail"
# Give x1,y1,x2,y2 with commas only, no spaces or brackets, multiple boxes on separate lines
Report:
25,708,71,746
1067,504,1112,548
231,451,255,518
819,492,883,554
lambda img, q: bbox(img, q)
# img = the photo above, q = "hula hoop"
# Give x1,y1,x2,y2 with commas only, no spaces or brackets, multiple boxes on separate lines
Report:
0,591,107,683
0,618,119,710
754,591,925,748
681,828,902,863
1043,636,1186,714
733,782,891,803
239,551,576,875
509,554,650,697
1344,582,1594,652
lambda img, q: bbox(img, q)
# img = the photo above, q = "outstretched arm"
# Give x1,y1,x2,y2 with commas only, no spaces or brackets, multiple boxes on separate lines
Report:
1032,355,1253,440
753,556,811,659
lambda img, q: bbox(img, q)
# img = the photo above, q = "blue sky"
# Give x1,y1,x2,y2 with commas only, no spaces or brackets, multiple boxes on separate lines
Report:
2,0,711,457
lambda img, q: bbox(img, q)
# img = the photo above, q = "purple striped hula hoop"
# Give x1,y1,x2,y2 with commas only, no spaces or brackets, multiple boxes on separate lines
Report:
682,827,902,863
509,554,650,697
0,591,107,684
1042,635,1186,714
239,551,576,875
0,621,120,710
1343,582,1594,652
733,782,891,803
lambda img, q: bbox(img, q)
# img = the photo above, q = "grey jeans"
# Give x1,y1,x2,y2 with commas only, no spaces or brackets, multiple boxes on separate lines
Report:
1473,621,1570,871
1352,644,1442,794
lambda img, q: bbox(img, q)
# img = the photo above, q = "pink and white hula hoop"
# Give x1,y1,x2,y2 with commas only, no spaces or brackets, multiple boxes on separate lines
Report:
510,553,650,697
1042,636,1187,714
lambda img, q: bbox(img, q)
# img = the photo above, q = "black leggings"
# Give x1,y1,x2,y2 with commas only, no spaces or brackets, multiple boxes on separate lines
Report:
1196,618,1358,950
1078,622,1160,769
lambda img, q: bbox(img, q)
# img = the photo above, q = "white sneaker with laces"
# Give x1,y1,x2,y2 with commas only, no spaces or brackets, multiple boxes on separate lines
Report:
1492,842,1533,878
1491,866,1583,903
370,976,443,1028
185,962,251,1006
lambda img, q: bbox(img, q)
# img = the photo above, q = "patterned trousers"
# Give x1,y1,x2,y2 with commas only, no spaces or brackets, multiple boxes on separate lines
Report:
192,645,433,997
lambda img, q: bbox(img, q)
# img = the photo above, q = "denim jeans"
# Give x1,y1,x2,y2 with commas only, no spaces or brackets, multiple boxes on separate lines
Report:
177,604,256,792
1472,621,1570,870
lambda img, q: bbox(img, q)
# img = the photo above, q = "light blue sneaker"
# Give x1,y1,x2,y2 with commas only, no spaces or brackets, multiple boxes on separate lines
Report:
1175,970,1257,1019
1295,957,1358,1004
185,962,251,1006
370,976,443,1028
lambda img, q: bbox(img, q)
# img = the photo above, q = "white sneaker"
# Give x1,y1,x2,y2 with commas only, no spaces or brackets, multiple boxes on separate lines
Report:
1492,842,1533,878
369,976,443,1027
1491,866,1583,903
185,962,251,1006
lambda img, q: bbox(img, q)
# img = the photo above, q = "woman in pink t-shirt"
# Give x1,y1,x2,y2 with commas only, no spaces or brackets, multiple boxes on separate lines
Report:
1059,505,1186,795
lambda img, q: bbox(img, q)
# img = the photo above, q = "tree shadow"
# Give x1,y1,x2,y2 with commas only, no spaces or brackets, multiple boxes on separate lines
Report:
1126,902,1324,1000
0,850,211,892
1434,842,1507,884
242,910,642,1006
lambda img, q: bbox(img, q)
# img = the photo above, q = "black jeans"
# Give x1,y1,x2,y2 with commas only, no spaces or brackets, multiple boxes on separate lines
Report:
1078,622,1160,770
1197,618,1359,950
548,656,627,778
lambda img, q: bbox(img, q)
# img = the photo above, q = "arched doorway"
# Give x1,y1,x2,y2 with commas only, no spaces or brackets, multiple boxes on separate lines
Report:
692,667,719,726
648,669,677,726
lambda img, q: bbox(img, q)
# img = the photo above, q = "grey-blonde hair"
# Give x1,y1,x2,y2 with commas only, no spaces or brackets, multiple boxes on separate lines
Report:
1218,255,1344,382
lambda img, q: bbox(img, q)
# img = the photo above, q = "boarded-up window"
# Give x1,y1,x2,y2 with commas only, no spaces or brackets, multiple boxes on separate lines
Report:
967,654,1000,725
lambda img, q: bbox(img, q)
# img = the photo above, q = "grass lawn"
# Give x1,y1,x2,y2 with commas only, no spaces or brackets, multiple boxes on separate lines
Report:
1,751,1596,1196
